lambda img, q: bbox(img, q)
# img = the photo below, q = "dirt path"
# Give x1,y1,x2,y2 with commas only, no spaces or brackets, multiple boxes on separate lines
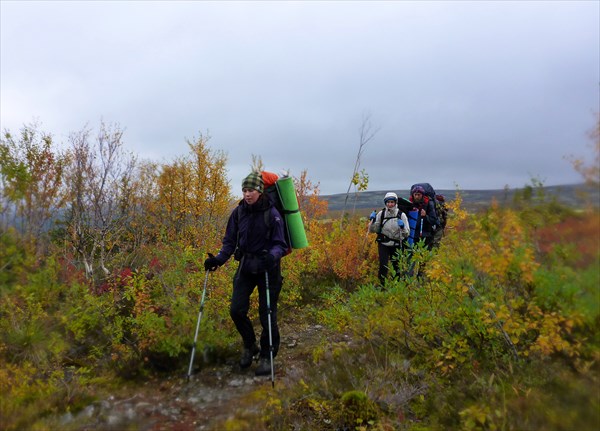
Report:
62,318,331,431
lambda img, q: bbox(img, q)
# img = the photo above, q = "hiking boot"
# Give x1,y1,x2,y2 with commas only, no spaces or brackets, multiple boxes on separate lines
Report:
239,344,259,369
255,357,272,376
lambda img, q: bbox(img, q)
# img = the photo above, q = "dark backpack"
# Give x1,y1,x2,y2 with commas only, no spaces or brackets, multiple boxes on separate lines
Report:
411,182,436,201
264,182,292,255
435,195,448,229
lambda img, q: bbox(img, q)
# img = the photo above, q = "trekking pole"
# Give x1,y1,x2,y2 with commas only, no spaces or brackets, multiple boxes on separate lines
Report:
186,270,210,381
361,210,376,255
361,220,372,254
264,270,275,388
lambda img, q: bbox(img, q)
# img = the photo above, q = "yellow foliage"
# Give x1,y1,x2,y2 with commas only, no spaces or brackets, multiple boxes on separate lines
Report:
150,135,231,249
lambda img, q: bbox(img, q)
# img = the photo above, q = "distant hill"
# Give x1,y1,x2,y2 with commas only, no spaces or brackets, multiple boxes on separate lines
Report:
320,183,599,214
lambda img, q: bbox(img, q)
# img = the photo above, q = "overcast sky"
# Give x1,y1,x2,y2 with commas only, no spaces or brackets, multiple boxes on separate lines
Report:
1,1,598,196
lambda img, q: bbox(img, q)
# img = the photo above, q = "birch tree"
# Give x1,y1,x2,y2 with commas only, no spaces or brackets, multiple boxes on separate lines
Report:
0,123,69,255
63,121,136,279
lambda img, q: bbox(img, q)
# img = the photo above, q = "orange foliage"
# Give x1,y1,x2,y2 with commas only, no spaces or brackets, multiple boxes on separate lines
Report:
318,219,378,287
296,169,329,222
536,212,600,268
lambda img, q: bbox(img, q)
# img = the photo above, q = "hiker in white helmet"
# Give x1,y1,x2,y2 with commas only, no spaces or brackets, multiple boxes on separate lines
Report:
369,192,410,285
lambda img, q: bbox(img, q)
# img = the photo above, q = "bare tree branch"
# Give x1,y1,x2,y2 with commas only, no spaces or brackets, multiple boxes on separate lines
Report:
340,113,380,228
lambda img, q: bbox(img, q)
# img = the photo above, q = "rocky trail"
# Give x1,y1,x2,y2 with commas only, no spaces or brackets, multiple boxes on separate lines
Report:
58,319,338,431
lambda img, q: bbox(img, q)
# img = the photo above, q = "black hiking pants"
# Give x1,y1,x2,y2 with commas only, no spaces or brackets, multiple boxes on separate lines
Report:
230,263,282,359
377,243,401,284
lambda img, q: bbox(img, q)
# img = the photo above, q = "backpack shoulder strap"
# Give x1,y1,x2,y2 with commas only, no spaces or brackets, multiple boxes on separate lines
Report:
377,207,386,234
235,206,242,249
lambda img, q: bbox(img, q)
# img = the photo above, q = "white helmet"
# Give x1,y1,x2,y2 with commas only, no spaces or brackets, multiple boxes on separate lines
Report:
384,192,398,203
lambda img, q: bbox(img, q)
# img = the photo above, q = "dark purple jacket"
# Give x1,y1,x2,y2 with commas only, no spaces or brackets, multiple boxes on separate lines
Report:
215,194,288,264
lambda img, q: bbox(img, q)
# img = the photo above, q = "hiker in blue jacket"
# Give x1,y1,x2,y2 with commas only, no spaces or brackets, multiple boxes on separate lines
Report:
204,171,288,376
409,185,438,250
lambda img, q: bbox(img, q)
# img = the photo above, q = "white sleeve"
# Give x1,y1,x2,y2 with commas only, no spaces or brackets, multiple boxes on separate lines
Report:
369,211,382,233
401,213,410,238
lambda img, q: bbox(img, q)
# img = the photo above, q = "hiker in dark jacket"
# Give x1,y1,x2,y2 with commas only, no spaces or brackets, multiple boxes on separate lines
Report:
204,171,288,376
409,185,438,250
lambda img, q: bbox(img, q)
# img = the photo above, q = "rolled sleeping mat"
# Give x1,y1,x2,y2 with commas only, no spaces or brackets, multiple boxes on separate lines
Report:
397,197,414,213
407,210,419,246
276,176,309,249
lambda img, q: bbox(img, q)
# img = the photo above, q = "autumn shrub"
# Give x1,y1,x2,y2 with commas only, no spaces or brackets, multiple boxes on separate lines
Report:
0,256,69,367
0,257,106,431
300,217,378,291
306,198,599,430
0,239,241,384
265,332,428,430
65,243,241,375
337,390,381,429
3,123,599,430
0,227,29,286
0,361,101,431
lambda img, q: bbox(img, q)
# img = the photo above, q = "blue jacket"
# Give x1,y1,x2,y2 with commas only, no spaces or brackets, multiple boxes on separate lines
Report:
215,194,288,264
410,196,438,239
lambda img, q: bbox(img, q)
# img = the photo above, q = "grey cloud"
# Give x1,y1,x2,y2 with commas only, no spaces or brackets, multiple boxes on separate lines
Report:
1,1,598,196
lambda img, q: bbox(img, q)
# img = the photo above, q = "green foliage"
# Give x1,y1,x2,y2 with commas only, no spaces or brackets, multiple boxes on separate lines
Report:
0,227,28,286
298,203,599,429
266,336,427,430
534,263,600,323
339,390,379,429
511,177,576,229
1,123,599,430
0,243,243,428
58,244,240,375
0,258,104,430
1,125,69,256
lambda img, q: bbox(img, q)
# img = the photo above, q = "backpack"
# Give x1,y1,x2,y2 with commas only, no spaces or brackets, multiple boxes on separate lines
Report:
410,183,442,228
435,195,448,229
396,196,415,213
410,182,436,201
263,177,293,256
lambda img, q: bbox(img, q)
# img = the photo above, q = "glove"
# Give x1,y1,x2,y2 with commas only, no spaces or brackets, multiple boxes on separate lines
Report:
204,253,221,272
369,211,377,222
259,253,276,271
397,219,405,228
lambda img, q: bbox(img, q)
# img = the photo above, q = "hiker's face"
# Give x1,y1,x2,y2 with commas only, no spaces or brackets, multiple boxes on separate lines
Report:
386,200,397,208
242,188,260,205
413,192,423,202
